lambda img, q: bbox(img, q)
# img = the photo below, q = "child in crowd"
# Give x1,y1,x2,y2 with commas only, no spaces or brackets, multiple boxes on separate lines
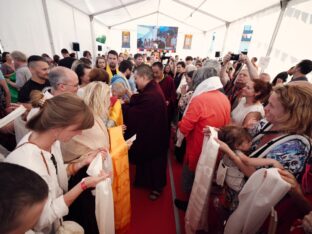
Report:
108,83,127,128
111,82,129,104
215,125,283,210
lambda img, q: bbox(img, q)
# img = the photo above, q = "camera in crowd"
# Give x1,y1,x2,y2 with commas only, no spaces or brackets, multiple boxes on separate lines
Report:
230,51,248,61
230,54,240,61
161,53,171,65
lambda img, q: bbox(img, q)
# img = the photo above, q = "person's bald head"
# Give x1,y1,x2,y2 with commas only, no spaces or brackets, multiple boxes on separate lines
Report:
49,67,79,95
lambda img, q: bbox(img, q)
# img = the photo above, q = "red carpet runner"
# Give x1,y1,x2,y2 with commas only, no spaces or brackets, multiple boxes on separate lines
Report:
127,142,186,234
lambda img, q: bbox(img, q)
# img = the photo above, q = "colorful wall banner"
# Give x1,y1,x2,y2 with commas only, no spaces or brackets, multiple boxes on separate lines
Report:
137,25,178,52
238,25,253,53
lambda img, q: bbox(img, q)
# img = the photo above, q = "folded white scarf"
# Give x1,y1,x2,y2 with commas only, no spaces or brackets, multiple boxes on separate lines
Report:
87,153,115,234
185,127,219,233
224,168,291,234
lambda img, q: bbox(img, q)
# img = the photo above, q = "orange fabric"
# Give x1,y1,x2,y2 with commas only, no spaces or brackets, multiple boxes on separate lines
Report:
178,91,231,171
109,99,124,126
108,126,131,234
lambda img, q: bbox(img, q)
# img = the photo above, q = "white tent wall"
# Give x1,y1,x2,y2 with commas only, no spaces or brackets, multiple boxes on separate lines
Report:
46,0,92,58
205,26,227,58
0,0,51,56
0,0,94,58
107,28,137,55
222,6,280,59
267,1,312,81
177,31,209,59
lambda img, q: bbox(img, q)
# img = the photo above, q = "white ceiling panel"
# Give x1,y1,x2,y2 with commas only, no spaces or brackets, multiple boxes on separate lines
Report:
200,0,280,22
62,0,92,14
62,0,284,30
125,0,160,18
95,7,131,26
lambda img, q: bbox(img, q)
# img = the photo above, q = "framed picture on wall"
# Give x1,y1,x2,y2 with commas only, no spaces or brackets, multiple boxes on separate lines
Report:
183,34,192,49
122,31,130,48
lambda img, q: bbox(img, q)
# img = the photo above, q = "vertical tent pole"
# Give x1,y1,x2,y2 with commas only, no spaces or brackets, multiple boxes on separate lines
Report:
90,16,97,58
42,0,55,55
265,0,289,58
221,22,230,55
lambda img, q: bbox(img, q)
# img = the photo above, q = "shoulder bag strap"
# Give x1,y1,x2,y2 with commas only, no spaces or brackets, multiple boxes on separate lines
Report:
252,121,273,141
15,141,51,175
250,134,289,158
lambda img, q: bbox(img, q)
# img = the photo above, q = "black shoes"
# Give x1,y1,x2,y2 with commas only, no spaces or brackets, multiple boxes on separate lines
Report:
174,199,188,211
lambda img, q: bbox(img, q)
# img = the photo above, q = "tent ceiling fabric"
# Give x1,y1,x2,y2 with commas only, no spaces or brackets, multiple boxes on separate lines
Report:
62,0,280,31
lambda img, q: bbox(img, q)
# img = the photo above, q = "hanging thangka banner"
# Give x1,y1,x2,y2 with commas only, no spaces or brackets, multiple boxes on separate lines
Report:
122,31,130,48
183,34,193,50
238,25,253,54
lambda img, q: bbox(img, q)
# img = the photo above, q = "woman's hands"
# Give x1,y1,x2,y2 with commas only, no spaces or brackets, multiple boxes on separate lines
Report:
203,127,230,153
303,211,312,234
223,52,231,66
68,148,108,176
214,138,232,155
126,139,133,150
81,148,108,166
202,126,219,136
270,160,284,169
122,124,127,134
278,168,302,194
82,170,112,189
5,103,20,114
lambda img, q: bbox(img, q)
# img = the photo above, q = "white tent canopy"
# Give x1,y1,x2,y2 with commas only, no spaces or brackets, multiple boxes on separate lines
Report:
0,0,311,79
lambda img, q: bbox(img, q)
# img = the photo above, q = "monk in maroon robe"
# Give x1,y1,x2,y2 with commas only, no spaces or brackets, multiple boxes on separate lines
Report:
122,64,169,200
152,62,176,128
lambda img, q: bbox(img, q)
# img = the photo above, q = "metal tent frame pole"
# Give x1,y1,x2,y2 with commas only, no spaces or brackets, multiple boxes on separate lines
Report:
90,16,97,58
221,22,230,55
265,0,289,57
42,0,55,55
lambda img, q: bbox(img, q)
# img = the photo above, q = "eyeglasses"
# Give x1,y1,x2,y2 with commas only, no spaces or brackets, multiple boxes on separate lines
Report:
58,83,79,88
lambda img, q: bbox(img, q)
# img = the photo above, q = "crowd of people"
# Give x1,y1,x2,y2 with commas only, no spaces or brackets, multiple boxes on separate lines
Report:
0,47,312,234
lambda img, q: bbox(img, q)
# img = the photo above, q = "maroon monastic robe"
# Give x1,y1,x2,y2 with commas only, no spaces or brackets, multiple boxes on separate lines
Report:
122,80,169,190
158,75,177,124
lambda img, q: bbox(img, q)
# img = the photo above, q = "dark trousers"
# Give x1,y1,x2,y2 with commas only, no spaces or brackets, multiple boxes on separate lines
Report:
64,166,99,234
134,153,168,191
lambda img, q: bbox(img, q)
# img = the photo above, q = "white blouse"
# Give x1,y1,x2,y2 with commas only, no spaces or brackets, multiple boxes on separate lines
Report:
5,132,69,234
176,74,187,95
231,97,264,126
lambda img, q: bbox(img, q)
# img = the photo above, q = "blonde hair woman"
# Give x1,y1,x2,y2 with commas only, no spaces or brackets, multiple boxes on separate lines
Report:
5,92,110,233
61,81,111,162
215,82,312,228
217,82,312,179
61,81,112,233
